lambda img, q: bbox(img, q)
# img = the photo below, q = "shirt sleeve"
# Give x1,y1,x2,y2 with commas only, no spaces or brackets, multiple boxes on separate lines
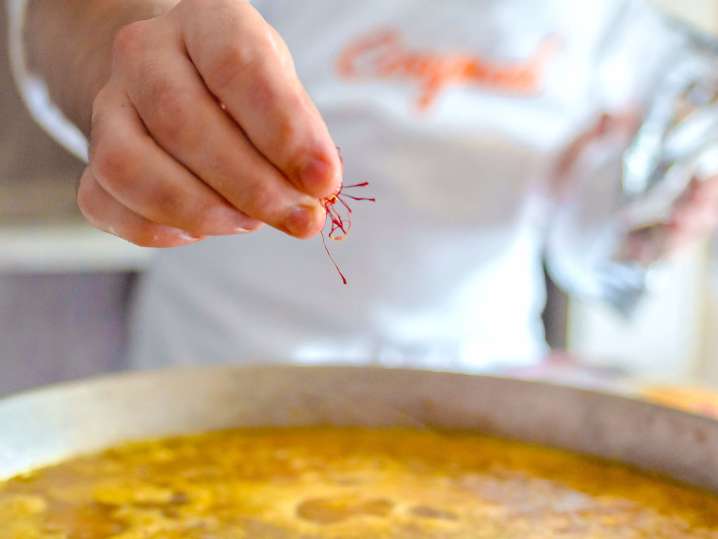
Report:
6,0,88,161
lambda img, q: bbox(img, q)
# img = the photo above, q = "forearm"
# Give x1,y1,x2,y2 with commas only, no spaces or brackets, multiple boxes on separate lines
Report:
24,0,179,135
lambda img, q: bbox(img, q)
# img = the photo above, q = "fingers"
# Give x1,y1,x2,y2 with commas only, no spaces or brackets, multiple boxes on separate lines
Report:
672,178,718,230
668,177,718,249
77,167,202,248
622,177,718,261
176,0,341,198
114,19,326,238
90,86,262,237
91,1,341,243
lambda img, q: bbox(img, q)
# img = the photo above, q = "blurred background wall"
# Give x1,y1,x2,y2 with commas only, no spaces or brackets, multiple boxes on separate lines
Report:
0,4,147,395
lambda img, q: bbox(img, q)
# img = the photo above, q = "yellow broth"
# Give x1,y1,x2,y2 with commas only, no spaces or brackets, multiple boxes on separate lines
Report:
1,427,717,538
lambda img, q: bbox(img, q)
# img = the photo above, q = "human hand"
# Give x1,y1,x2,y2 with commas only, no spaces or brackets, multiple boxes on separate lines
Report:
666,176,718,250
555,112,718,263
78,0,341,247
622,176,718,264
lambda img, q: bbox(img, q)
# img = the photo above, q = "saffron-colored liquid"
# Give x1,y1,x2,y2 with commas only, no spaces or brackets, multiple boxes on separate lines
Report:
1,427,717,538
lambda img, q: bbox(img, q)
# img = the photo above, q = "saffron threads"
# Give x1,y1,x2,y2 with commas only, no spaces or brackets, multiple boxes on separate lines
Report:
321,181,375,285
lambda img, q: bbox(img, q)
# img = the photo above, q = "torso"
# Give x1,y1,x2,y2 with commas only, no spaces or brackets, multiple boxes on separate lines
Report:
128,0,661,370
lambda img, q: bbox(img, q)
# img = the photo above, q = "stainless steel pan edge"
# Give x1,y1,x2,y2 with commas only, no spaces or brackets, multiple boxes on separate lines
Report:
0,365,716,491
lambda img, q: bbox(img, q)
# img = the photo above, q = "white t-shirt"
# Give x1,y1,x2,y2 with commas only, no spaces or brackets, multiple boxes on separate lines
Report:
7,0,680,371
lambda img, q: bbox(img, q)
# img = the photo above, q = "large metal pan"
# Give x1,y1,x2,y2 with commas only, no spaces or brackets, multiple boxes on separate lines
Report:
0,365,716,492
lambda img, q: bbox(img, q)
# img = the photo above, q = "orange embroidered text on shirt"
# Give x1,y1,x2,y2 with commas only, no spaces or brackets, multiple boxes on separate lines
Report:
337,30,558,110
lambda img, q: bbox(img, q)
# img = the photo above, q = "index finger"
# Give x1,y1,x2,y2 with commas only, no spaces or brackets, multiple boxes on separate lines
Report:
176,1,341,199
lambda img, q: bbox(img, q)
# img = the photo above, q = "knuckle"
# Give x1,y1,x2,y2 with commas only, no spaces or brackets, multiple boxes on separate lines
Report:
271,94,327,169
90,86,112,119
206,42,263,91
258,91,308,158
247,70,280,111
148,186,190,223
91,140,134,187
112,21,149,64
76,178,97,219
275,113,300,152
145,79,193,138
244,180,277,217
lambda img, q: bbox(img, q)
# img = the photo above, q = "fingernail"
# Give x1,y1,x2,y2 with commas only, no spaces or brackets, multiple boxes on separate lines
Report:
176,231,202,242
285,204,319,237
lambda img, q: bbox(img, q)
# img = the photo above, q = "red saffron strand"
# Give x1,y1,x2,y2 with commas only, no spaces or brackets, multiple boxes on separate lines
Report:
343,195,376,202
321,230,348,285
320,179,375,284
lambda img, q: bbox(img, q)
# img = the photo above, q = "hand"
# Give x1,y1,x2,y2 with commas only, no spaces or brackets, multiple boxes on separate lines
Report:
77,0,341,247
557,112,718,262
666,176,718,251
619,177,718,264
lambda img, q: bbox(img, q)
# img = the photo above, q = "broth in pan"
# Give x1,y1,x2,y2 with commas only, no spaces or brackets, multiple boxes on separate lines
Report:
1,427,717,538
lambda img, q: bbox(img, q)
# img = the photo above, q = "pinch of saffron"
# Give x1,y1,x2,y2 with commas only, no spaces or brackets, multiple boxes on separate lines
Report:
320,181,375,285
